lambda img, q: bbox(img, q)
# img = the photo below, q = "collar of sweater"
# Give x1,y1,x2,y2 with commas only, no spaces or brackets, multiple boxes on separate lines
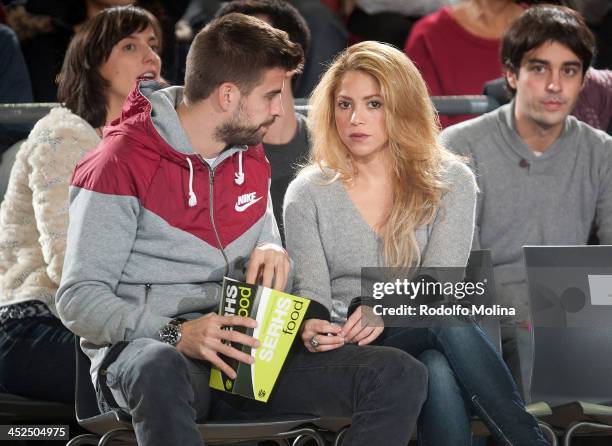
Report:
497,100,576,162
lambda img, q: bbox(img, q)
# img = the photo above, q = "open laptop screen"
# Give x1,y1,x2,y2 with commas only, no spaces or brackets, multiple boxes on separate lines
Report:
523,245,612,328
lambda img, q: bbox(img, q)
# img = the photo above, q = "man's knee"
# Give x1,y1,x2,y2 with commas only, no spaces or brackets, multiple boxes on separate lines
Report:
373,347,428,404
111,339,189,393
418,349,464,401
419,349,454,381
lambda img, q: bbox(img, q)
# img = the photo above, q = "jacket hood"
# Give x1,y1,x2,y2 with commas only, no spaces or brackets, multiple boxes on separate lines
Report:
104,80,266,207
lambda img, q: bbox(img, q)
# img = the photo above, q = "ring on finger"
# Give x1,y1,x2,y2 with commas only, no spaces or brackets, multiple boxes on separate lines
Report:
309,335,320,349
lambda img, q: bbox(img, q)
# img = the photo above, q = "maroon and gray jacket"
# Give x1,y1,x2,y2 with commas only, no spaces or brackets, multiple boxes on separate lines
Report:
56,81,294,382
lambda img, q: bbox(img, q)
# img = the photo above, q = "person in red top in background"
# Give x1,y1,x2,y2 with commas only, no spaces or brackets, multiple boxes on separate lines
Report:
405,0,524,128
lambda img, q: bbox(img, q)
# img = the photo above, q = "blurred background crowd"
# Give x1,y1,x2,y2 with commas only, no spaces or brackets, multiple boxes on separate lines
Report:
1,0,610,104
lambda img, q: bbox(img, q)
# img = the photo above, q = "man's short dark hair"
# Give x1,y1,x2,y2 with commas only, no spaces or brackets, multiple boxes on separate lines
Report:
501,4,595,94
184,12,304,103
215,0,310,58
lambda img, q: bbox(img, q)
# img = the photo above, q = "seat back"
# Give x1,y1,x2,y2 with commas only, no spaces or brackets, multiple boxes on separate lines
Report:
0,139,23,203
482,77,511,107
530,327,612,406
465,249,502,352
0,393,73,422
74,337,104,421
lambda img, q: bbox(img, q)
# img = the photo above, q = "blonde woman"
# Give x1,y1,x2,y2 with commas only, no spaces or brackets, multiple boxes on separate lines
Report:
284,41,548,445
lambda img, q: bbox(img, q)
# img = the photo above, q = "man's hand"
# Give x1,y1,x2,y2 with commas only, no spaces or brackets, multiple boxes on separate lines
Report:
245,243,290,290
301,319,344,353
340,305,384,346
176,313,259,379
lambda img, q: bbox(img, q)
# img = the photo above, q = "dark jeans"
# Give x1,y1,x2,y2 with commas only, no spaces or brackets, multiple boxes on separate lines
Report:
376,323,548,446
418,349,472,445
99,338,428,446
0,316,75,404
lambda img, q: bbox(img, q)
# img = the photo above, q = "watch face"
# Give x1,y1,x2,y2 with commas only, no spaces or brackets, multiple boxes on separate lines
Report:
159,324,180,345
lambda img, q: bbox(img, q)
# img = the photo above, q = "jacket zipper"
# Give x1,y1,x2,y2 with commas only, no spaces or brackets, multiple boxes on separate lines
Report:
202,158,230,277
144,283,152,305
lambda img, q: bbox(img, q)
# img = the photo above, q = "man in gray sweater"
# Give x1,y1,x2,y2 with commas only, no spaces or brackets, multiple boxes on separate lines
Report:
439,5,612,397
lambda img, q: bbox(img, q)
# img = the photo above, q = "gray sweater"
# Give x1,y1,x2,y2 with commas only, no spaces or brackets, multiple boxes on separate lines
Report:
439,102,612,316
283,161,477,323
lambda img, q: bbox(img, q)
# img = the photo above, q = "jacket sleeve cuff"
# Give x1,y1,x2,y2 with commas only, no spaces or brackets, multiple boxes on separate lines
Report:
303,300,330,321
347,296,378,318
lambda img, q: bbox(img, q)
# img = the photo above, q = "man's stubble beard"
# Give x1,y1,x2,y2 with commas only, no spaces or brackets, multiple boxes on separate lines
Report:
214,105,275,147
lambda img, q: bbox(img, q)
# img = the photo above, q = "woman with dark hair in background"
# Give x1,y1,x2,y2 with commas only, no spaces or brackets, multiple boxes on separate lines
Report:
0,5,162,403
6,0,173,101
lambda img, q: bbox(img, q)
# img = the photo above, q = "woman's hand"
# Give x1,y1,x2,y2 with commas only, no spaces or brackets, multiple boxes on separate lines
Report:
340,305,384,346
300,319,345,353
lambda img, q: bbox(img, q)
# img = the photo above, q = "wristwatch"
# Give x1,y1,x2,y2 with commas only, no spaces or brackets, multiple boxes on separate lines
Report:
159,318,187,346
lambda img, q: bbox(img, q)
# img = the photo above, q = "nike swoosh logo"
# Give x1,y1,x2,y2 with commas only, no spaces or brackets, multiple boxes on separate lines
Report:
235,196,263,212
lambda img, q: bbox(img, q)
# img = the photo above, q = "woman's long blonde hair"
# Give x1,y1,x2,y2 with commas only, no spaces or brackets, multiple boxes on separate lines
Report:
307,41,456,267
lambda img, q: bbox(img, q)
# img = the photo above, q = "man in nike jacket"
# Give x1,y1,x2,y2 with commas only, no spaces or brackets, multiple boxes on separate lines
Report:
56,13,427,446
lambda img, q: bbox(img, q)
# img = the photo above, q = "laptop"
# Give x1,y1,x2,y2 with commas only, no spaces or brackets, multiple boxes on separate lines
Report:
524,245,612,328
523,245,612,405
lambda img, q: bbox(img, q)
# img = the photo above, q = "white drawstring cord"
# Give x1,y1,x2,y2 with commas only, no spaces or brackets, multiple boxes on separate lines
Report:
235,151,244,185
186,157,197,207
